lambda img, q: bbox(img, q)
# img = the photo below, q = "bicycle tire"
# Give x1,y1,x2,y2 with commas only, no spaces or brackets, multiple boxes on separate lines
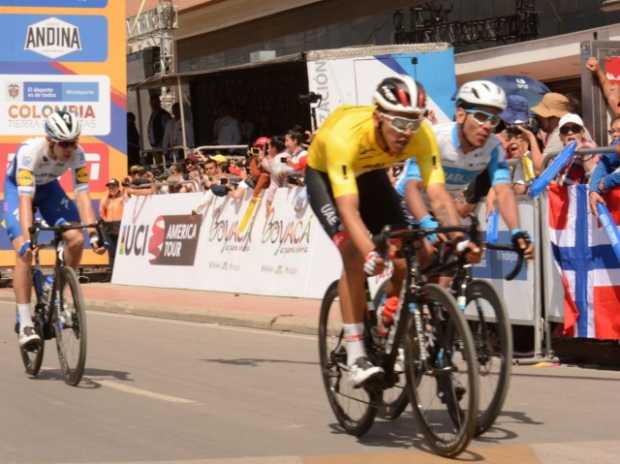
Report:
465,279,512,436
18,315,45,377
318,280,379,436
372,281,409,421
405,283,479,457
54,267,87,386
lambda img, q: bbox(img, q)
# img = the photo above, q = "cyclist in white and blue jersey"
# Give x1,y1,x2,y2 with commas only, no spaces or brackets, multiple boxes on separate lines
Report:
3,110,106,348
395,80,534,259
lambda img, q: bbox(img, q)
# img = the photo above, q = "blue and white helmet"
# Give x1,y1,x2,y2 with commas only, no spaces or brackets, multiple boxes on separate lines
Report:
45,110,81,141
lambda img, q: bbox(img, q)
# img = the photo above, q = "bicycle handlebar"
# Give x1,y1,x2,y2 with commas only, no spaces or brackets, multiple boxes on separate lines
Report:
484,242,525,281
372,216,525,281
29,220,103,248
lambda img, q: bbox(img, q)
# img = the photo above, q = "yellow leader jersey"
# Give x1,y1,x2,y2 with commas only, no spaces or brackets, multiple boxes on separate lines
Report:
307,105,445,198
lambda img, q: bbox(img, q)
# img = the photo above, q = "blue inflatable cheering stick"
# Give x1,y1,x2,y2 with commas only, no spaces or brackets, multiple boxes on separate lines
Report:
596,202,620,263
485,209,499,244
528,141,577,198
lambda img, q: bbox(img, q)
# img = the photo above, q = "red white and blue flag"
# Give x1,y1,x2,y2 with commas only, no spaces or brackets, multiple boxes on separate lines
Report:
548,184,620,339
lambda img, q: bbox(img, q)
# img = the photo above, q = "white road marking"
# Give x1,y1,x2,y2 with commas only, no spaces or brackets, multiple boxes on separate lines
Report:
94,379,197,404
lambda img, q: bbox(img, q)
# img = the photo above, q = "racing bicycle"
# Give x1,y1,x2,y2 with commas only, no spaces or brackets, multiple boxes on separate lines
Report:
16,220,101,386
319,224,480,457
372,216,525,435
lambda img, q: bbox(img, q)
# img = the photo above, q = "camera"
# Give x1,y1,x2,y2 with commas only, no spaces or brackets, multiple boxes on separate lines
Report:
298,92,322,104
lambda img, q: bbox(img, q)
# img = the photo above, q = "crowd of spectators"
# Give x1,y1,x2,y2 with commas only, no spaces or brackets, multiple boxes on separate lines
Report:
127,61,620,225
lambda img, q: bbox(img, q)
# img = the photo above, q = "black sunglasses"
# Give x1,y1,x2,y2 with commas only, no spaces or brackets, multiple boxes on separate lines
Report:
57,140,77,149
560,124,583,135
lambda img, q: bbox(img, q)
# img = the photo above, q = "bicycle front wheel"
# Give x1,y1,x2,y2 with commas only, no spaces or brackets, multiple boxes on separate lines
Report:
19,315,45,377
405,283,479,458
465,279,512,436
53,267,87,386
318,280,379,436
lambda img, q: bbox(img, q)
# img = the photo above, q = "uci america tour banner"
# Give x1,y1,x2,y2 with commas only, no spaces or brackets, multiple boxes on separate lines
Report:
0,0,126,266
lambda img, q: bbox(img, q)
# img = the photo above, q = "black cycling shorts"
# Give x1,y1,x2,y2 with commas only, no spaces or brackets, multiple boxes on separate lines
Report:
306,166,408,244
463,167,491,205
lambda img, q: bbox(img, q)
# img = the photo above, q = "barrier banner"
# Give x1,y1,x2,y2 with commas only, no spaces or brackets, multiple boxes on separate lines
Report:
0,0,126,267
471,197,538,324
112,188,342,299
546,185,620,339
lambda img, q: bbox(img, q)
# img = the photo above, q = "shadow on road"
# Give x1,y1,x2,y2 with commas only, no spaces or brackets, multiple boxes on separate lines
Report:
328,419,486,461
35,367,133,388
202,357,318,367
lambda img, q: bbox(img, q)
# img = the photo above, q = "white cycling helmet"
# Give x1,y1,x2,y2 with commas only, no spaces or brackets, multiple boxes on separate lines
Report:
45,110,81,141
373,75,427,115
456,80,507,111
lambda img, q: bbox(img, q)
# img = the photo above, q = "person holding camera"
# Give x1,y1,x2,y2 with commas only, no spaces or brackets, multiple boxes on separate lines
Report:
231,137,271,201
261,136,291,215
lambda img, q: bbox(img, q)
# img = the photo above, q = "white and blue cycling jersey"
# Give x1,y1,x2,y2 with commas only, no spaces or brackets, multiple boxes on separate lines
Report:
395,121,511,199
3,137,88,241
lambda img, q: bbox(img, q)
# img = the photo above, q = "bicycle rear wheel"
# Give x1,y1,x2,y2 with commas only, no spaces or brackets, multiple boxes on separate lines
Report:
372,281,409,421
465,279,512,436
53,267,87,386
18,314,45,377
318,280,379,436
405,283,479,457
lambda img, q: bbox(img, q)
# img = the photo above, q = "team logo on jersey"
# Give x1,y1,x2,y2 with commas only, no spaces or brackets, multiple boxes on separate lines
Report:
7,83,20,99
75,166,89,183
16,169,34,186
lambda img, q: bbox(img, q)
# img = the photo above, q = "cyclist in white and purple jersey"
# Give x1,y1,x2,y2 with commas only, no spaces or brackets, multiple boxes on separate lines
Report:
395,80,534,259
3,110,106,348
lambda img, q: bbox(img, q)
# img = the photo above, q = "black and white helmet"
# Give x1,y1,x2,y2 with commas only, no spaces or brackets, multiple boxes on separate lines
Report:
373,75,427,115
45,110,81,141
456,80,507,111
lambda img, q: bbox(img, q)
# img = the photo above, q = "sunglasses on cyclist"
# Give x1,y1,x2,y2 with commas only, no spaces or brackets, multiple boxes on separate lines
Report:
57,140,77,149
465,109,502,128
559,124,583,135
382,113,424,134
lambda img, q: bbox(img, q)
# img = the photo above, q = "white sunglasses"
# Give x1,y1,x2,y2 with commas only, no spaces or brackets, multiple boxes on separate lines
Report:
382,113,425,134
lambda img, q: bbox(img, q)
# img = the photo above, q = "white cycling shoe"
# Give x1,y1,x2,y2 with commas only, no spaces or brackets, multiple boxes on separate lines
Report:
348,356,384,388
19,325,40,349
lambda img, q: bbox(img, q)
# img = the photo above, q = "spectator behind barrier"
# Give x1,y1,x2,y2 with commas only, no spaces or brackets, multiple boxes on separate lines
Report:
530,92,571,171
556,113,598,186
230,137,271,201
99,178,124,270
586,56,620,117
589,118,620,215
498,95,540,194
261,136,290,215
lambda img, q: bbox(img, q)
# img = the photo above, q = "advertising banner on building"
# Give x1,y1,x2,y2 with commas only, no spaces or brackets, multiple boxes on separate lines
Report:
112,188,342,299
306,45,456,129
0,0,126,266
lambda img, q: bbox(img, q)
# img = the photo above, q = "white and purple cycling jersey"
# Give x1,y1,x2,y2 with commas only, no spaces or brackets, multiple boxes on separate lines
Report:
395,121,511,199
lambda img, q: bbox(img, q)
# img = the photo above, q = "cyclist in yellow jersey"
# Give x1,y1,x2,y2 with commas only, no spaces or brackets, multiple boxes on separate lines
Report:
306,75,465,386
